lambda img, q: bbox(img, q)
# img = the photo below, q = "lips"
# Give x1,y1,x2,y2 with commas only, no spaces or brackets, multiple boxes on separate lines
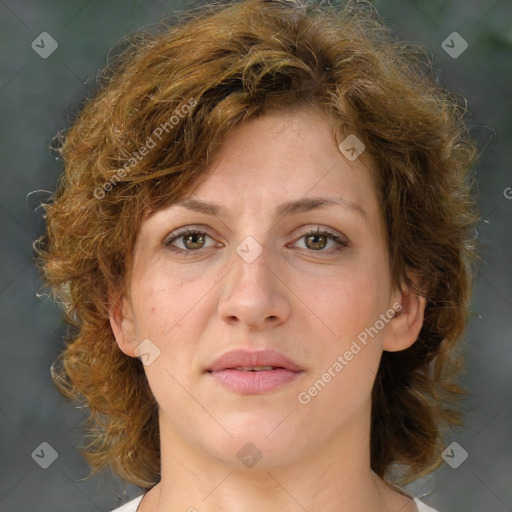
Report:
206,348,304,394
206,348,303,373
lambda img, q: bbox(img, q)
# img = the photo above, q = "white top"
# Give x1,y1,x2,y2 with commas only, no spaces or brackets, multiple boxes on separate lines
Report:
110,494,440,511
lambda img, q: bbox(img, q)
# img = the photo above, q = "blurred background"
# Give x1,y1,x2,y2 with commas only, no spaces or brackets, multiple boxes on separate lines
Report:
0,0,511,511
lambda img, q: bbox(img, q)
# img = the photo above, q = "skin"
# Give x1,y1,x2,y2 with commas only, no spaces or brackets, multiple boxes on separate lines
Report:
110,107,426,512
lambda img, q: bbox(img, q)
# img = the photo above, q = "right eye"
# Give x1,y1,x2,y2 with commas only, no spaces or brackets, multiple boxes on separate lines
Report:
164,227,222,255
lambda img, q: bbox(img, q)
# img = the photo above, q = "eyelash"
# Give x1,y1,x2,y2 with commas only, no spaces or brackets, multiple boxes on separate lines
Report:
163,226,349,256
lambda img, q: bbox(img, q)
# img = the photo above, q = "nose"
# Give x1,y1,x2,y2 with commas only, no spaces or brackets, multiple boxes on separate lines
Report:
217,238,292,330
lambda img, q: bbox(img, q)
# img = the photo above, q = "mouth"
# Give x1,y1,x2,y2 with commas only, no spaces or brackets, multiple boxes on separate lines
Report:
230,366,282,371
206,349,304,394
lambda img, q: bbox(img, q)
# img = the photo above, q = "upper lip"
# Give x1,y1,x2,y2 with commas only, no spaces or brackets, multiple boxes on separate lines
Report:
206,348,303,372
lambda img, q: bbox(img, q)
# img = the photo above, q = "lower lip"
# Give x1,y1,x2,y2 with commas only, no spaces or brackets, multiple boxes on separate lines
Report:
208,368,303,393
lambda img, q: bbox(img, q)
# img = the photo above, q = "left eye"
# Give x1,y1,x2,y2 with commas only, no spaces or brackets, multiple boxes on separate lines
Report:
164,227,348,254
291,229,348,252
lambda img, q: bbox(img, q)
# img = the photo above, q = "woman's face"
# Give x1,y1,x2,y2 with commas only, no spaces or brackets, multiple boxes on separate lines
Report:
112,108,415,469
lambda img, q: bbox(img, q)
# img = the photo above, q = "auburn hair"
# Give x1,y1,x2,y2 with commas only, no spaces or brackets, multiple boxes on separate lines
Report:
36,0,480,489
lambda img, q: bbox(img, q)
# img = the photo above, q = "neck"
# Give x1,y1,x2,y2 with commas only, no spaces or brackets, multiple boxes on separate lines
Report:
139,403,415,512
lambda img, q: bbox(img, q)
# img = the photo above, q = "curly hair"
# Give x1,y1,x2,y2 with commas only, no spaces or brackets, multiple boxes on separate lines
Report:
35,0,480,489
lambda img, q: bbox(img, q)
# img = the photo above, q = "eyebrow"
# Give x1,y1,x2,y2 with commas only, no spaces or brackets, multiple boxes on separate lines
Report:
172,196,367,221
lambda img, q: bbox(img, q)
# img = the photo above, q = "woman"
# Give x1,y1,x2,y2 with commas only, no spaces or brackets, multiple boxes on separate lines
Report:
36,0,479,510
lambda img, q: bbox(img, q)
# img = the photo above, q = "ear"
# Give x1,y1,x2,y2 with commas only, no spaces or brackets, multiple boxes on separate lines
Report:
109,295,138,358
383,272,427,352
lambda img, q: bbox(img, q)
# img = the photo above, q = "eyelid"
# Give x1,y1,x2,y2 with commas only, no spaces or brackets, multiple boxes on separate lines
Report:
162,224,217,246
163,224,350,254
293,224,347,241
289,226,350,251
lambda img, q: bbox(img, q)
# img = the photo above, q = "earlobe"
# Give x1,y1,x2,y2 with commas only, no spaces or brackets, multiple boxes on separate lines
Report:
109,296,137,357
383,278,427,352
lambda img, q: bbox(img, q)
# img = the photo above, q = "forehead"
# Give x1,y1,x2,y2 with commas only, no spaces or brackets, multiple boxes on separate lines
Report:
137,107,384,244
176,108,377,216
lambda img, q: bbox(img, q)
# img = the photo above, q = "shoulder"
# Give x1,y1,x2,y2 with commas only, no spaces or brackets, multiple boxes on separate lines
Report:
109,495,144,512
414,497,442,512
108,494,440,512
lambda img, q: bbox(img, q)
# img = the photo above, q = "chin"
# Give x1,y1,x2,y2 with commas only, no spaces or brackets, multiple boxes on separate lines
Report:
204,415,306,469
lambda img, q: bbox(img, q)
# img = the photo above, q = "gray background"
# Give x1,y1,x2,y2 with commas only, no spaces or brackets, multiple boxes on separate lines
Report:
0,0,511,511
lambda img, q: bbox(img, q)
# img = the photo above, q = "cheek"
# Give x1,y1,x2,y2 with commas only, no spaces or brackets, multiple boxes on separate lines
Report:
293,259,390,405
134,285,175,336
131,273,202,398
296,266,389,409
130,258,187,335
129,261,217,363
296,256,389,343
